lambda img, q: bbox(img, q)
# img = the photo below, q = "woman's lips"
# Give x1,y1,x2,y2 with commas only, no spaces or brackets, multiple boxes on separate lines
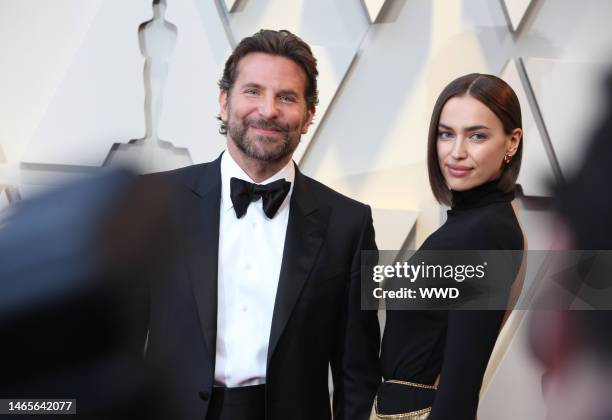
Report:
446,164,473,177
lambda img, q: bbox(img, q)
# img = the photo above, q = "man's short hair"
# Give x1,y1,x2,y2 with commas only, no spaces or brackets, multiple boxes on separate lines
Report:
217,29,319,135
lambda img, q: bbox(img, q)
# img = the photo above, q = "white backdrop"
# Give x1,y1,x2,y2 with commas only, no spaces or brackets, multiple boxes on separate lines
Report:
2,1,612,418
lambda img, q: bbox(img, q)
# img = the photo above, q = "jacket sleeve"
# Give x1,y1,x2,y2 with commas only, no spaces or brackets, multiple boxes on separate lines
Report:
331,205,382,419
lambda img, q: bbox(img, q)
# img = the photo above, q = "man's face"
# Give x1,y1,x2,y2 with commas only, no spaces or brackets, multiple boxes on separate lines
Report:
219,52,314,163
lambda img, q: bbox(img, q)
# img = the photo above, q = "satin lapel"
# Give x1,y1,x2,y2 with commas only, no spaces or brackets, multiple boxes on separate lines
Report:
185,158,221,367
267,168,329,366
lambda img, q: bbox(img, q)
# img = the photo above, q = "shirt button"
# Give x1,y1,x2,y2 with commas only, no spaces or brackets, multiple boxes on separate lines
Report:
242,306,247,313
245,264,251,271
199,391,209,401
252,222,257,228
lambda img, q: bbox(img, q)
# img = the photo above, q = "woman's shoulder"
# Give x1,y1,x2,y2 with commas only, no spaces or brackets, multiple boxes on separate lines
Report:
475,203,523,249
422,202,523,250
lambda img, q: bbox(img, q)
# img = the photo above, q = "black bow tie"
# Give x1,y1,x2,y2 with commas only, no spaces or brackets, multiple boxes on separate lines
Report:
230,177,291,219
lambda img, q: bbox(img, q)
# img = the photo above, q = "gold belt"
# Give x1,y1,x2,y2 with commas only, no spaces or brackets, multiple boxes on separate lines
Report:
369,380,437,420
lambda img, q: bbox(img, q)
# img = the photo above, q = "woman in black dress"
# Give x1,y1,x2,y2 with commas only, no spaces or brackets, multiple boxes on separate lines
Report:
372,74,525,420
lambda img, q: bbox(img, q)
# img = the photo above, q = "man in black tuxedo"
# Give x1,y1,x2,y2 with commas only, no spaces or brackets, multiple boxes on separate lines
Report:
146,29,380,420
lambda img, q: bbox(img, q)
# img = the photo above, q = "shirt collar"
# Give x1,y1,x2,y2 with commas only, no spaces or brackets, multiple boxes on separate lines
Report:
221,150,295,213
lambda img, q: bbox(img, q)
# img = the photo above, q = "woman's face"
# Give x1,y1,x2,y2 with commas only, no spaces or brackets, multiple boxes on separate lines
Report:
436,95,521,191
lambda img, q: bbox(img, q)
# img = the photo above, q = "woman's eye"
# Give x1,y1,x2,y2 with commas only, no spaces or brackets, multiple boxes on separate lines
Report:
470,133,487,141
245,89,259,95
438,131,454,140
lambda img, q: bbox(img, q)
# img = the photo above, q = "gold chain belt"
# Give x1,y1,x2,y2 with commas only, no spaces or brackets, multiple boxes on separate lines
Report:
369,380,438,420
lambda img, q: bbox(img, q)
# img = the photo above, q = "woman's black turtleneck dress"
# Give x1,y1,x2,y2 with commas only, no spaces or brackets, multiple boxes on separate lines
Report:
379,180,524,420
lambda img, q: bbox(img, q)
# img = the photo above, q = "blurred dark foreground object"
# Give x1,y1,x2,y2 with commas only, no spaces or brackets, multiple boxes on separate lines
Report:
0,169,179,419
555,73,612,251
529,74,612,420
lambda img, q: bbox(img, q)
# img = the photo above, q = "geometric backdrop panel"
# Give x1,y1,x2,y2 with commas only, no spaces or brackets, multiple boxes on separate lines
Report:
159,0,232,164
294,45,357,164
21,0,151,167
501,0,534,31
524,58,611,178
500,59,557,196
362,0,389,23
0,1,101,163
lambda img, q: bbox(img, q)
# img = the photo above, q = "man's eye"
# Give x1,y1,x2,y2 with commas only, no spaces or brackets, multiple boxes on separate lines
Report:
280,95,296,103
245,89,259,95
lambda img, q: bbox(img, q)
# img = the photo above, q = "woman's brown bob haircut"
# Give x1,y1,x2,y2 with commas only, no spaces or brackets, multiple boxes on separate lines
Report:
427,73,523,205
217,29,319,135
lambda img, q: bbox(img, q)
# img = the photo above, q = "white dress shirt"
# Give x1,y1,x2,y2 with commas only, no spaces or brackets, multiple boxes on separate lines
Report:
214,151,294,387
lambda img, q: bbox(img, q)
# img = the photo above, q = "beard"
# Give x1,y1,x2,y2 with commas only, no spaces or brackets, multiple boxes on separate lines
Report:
227,114,302,163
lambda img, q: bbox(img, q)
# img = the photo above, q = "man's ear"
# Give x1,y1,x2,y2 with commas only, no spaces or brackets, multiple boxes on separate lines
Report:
219,90,229,123
301,107,315,135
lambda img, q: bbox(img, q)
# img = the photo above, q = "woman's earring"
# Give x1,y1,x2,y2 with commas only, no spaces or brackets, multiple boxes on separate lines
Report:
504,153,512,165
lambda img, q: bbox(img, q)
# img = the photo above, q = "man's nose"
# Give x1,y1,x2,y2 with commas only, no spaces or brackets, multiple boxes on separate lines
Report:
258,95,279,119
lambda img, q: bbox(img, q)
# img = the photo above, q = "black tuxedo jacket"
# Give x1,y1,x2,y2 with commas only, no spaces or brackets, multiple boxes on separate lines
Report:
146,155,380,420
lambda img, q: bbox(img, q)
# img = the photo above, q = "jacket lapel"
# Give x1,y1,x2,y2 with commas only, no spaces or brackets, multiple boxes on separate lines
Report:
184,157,221,368
267,167,329,366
